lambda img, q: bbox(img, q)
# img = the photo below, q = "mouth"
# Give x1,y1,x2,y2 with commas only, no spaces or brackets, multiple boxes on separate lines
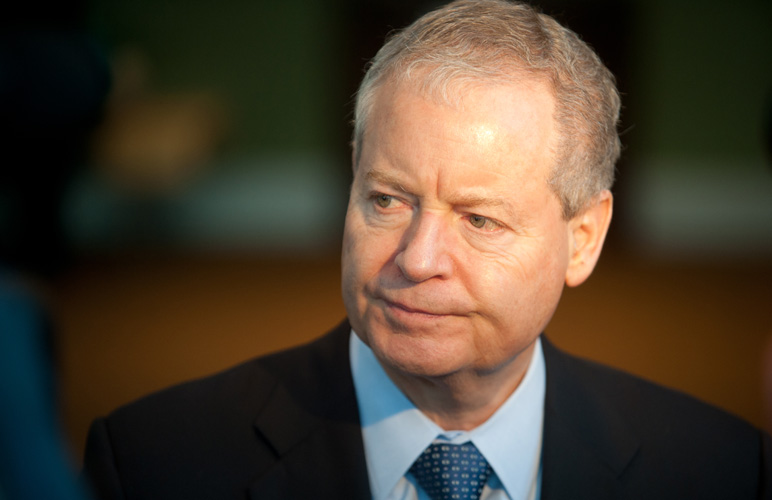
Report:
386,300,443,316
380,297,463,319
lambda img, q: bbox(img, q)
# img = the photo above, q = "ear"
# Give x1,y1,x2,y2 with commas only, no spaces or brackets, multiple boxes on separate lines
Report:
564,190,613,288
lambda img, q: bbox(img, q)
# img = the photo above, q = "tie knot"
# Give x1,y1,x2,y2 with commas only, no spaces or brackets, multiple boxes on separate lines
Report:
409,442,492,500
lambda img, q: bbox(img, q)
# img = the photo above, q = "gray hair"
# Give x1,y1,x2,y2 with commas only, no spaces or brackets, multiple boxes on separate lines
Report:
353,0,621,219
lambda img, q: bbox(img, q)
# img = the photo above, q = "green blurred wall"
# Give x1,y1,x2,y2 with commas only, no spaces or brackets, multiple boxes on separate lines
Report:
91,0,345,156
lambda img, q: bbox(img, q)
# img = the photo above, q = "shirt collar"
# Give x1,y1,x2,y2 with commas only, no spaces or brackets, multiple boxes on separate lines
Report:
350,331,545,500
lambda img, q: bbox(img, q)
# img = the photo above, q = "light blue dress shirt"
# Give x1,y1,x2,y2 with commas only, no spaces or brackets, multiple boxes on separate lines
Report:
350,331,545,500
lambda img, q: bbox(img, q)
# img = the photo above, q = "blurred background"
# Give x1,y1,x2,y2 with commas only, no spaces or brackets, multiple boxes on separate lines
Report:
1,0,771,485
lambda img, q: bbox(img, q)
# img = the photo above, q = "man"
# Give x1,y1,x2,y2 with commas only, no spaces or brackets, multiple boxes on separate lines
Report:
82,1,771,499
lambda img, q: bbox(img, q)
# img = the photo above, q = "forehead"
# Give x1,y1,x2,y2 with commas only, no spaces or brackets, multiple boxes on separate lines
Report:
361,74,558,181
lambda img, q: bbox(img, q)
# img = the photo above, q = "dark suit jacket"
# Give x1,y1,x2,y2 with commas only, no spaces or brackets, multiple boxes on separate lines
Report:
83,320,772,499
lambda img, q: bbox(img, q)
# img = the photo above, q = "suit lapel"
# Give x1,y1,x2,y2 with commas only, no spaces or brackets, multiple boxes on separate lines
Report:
247,322,371,499
539,337,640,500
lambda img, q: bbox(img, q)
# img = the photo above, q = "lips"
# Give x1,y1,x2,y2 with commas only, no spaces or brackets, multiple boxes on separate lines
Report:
384,298,447,317
364,280,471,319
376,291,470,318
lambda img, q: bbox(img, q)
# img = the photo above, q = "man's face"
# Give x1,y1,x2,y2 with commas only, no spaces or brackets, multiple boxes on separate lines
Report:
341,77,572,380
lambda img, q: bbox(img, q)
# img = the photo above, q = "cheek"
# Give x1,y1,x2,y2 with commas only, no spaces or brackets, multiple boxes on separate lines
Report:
341,215,367,328
341,213,365,292
467,240,568,321
350,196,409,252
341,211,395,294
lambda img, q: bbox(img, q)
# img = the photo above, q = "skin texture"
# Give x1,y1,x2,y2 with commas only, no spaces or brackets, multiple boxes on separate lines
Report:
341,76,612,430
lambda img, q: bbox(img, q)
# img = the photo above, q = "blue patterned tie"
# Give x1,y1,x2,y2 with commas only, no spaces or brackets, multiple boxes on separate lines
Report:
409,442,492,500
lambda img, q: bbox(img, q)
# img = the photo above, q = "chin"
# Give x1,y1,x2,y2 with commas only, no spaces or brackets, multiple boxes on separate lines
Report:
363,322,472,378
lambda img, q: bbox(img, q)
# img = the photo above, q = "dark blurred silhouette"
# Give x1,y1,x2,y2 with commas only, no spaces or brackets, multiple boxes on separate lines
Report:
0,1,111,277
1,2,107,498
0,271,90,499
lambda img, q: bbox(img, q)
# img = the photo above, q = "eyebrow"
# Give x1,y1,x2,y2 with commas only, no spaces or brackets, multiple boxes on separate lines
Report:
365,168,516,215
365,170,409,193
447,193,507,209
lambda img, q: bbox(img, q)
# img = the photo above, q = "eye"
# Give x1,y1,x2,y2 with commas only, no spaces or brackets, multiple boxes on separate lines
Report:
468,214,502,232
372,193,406,209
375,194,393,208
469,215,486,228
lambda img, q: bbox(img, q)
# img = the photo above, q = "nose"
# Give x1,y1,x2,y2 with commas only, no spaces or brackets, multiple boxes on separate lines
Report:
394,212,453,282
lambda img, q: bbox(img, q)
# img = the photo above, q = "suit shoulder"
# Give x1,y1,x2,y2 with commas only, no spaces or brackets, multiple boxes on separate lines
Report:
83,321,352,499
554,345,757,437
84,351,277,499
541,338,771,498
106,320,350,431
543,337,768,467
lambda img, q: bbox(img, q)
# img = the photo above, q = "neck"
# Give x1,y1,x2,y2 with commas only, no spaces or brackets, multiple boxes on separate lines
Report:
384,340,537,431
